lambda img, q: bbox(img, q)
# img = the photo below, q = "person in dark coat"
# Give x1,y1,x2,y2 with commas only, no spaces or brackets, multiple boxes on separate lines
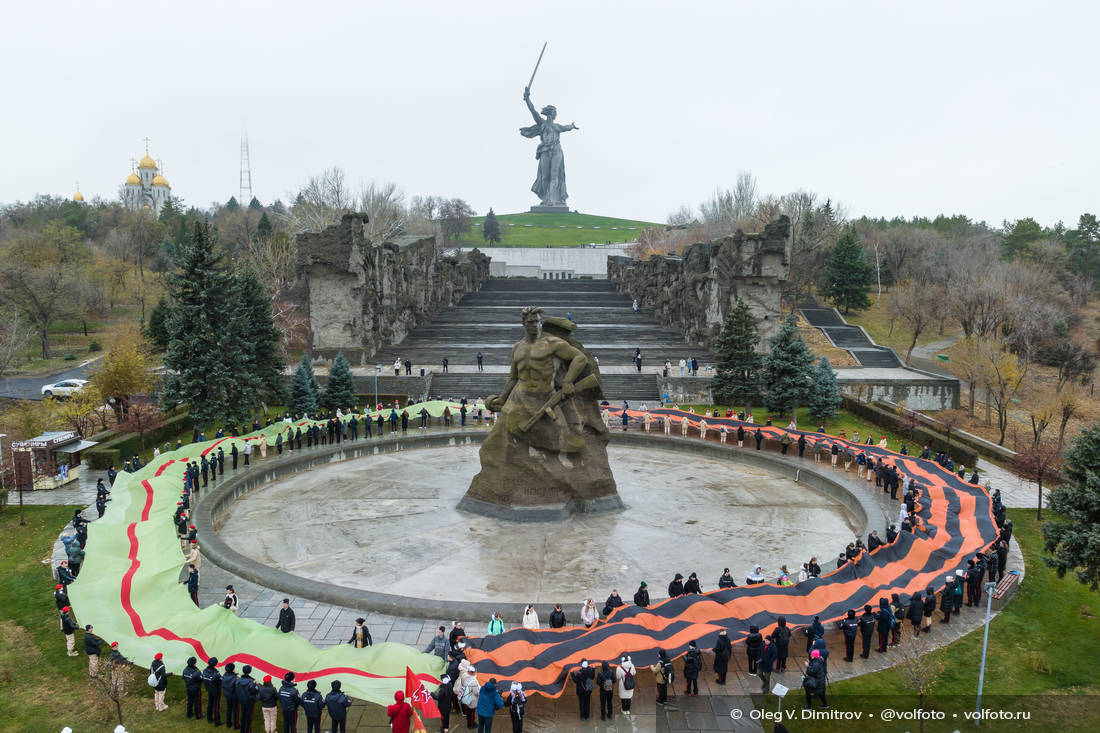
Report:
348,618,372,647
717,568,736,589
182,656,204,719
667,573,684,598
150,652,170,712
745,625,763,675
711,629,732,683
754,428,763,450
682,640,703,695
906,589,924,633
838,609,859,662
202,657,222,726
83,624,103,678
757,634,778,694
549,604,566,627
876,598,893,653
570,660,596,720
221,662,239,729
803,650,828,709
797,433,807,458
325,680,352,733
603,589,624,617
596,660,616,719
276,599,295,633
300,680,324,733
231,443,239,470
432,674,454,732
236,665,259,733
633,582,650,607
803,616,824,653
773,616,791,671
858,605,876,658
886,524,899,543
279,672,300,733
682,572,702,594
922,586,937,633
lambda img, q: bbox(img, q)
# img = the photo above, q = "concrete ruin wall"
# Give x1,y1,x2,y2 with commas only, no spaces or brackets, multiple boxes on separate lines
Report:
607,216,790,348
295,214,491,364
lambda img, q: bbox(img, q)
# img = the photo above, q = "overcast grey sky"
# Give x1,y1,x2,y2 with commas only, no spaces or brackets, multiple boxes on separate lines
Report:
2,0,1096,226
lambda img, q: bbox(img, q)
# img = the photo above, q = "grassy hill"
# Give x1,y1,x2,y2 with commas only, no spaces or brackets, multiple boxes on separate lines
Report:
458,212,661,248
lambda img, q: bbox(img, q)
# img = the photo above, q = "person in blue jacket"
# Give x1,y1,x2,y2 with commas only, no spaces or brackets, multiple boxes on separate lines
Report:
475,677,504,732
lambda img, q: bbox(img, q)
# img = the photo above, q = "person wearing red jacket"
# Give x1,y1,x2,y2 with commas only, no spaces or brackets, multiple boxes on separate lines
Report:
387,690,413,733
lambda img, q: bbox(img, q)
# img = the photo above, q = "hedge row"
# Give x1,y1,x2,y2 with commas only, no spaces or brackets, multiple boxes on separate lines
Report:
84,412,192,470
841,396,979,468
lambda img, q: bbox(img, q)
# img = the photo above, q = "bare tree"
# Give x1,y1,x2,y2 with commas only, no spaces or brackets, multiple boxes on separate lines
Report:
1012,440,1062,520
893,632,945,733
90,651,135,729
438,198,476,243
284,167,355,234
358,181,408,243
889,284,937,364
0,308,29,379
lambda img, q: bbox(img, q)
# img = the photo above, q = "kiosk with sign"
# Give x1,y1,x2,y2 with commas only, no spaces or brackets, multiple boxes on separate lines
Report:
10,431,98,491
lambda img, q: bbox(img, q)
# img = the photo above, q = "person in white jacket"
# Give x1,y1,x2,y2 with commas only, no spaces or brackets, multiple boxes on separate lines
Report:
580,598,598,628
454,660,479,729
615,656,636,714
522,604,539,630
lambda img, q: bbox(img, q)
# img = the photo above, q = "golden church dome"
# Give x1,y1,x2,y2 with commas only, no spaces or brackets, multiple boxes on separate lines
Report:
151,174,170,188
125,172,141,186
138,154,157,169
73,190,85,202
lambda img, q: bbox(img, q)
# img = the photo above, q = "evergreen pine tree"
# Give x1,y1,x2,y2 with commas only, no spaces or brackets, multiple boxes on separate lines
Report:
289,353,319,416
162,222,244,428
762,313,816,417
711,299,762,410
248,196,263,210
225,196,240,212
257,211,273,240
482,208,502,244
822,229,873,314
146,296,171,351
808,357,842,422
324,352,357,410
228,269,286,409
1042,423,1100,590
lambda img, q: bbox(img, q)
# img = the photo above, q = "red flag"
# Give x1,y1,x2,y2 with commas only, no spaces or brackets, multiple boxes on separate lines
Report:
411,708,429,733
405,667,441,719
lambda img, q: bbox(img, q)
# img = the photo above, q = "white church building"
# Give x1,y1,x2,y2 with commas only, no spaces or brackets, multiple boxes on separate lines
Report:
121,144,171,214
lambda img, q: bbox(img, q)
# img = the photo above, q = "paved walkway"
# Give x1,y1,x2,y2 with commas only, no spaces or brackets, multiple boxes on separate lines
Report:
39,426,1025,732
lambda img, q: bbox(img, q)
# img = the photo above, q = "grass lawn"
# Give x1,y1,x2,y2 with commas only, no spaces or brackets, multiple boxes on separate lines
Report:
840,298,960,360
456,211,659,248
747,507,1100,732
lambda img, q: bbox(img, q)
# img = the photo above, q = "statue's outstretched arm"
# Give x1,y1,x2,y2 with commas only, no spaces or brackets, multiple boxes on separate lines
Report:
523,92,542,125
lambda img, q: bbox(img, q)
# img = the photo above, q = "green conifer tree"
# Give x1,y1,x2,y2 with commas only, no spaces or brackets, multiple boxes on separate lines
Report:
257,211,273,240
324,352,357,410
808,357,842,422
162,222,244,428
289,353,319,416
822,230,873,314
482,208,502,244
228,269,286,408
1042,423,1100,589
711,299,762,410
146,296,171,351
762,313,815,417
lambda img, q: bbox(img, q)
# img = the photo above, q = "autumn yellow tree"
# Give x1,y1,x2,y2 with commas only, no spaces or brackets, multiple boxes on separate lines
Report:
976,338,1028,446
52,382,108,437
92,329,155,424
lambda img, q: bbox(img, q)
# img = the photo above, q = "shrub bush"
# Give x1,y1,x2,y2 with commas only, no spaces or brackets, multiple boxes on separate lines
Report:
63,354,77,361
88,341,102,352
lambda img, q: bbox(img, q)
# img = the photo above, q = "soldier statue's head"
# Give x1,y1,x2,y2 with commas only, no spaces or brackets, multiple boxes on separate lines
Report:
540,105,557,119
521,306,543,338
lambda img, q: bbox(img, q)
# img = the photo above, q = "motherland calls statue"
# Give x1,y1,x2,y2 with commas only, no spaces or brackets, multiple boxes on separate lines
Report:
519,86,578,212
458,307,622,520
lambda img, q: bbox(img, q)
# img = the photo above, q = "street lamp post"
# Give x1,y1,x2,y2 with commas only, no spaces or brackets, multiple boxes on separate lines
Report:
974,580,997,725
374,365,381,411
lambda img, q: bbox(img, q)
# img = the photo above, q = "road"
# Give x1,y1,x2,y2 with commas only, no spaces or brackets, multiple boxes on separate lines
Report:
0,360,99,401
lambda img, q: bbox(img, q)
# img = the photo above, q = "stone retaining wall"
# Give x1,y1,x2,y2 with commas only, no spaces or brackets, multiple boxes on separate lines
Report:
295,215,491,364
607,217,790,347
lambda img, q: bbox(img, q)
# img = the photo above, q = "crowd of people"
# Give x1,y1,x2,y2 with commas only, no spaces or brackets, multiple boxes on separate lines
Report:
50,399,1014,729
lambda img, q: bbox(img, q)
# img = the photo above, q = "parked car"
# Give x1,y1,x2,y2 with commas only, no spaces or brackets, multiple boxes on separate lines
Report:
41,379,88,398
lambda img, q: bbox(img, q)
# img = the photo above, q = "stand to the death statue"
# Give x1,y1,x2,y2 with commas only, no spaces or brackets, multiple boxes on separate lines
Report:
458,313,623,521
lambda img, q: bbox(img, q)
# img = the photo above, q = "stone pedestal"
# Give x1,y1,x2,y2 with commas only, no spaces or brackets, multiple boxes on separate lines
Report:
528,205,572,214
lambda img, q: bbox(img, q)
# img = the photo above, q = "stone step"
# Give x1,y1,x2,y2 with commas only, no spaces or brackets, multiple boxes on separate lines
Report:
821,326,875,349
373,347,713,367
428,373,506,400
599,374,660,402
480,279,618,292
459,293,632,306
800,307,845,327
852,348,904,368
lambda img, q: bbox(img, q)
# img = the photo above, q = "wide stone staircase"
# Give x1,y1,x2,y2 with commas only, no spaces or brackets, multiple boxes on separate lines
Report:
800,307,903,368
370,279,713,402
